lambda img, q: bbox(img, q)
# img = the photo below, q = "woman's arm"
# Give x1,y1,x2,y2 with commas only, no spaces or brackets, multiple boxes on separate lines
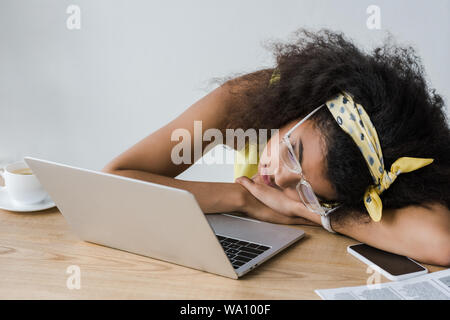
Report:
103,80,261,214
330,202,450,267
102,81,241,213
102,82,231,178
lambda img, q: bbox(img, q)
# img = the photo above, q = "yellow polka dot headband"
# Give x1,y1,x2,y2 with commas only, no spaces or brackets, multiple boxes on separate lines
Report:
325,92,434,222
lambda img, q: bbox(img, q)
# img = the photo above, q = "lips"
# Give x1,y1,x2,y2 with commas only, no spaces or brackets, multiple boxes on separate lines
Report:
262,174,276,188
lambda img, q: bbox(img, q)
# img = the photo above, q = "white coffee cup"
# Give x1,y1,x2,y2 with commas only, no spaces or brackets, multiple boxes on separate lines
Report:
0,162,49,205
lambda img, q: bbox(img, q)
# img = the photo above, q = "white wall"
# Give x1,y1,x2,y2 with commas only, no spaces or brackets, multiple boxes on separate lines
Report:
1,0,448,183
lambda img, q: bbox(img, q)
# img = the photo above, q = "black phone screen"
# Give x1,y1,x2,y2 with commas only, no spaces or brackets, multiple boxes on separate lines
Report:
349,244,426,276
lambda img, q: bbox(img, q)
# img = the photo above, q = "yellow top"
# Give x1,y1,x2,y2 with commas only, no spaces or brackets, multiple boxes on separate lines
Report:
233,143,261,180
233,68,279,181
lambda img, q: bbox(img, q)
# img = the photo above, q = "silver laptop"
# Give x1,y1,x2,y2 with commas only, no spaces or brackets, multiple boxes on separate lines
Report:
24,157,305,279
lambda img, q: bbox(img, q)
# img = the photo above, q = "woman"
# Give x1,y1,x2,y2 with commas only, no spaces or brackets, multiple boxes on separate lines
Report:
103,29,450,266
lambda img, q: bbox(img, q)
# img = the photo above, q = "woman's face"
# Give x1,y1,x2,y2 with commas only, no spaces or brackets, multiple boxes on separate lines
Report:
254,119,337,204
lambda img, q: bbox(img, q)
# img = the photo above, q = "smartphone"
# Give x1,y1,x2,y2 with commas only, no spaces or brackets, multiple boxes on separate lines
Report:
347,243,428,281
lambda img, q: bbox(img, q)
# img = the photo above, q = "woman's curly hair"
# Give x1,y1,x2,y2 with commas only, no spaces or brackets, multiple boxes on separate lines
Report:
213,28,450,223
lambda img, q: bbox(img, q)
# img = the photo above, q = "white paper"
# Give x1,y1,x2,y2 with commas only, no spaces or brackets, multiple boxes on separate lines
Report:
315,269,450,300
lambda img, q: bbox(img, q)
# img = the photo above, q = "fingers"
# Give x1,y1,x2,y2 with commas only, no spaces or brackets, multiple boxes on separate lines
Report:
235,176,316,225
235,176,296,217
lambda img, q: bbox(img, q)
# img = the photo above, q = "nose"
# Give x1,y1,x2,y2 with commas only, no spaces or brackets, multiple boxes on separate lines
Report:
259,147,298,189
274,163,299,189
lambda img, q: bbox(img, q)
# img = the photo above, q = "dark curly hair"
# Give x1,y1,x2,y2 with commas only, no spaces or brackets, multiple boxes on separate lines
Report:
212,28,450,223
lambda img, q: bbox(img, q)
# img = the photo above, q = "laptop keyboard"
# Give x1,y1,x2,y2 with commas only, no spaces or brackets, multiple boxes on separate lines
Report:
216,235,271,269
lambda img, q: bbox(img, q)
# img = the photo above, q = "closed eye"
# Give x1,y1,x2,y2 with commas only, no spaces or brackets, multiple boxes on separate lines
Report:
288,148,296,162
294,139,303,166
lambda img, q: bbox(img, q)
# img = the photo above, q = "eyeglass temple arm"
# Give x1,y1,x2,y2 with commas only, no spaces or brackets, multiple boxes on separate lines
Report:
286,104,325,136
323,204,343,216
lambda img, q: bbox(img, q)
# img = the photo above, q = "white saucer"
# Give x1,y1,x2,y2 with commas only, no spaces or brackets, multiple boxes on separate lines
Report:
0,188,56,212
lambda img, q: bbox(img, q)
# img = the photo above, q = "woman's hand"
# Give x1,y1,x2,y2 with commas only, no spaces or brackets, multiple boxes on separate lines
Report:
235,176,320,226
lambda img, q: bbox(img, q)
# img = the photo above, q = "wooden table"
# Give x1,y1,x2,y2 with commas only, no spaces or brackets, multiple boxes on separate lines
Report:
0,207,444,300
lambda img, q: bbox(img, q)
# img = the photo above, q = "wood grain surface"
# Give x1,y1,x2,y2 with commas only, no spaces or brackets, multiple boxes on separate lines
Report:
0,206,444,300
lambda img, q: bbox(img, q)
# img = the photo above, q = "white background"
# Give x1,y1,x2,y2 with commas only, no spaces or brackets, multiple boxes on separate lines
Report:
1,0,448,182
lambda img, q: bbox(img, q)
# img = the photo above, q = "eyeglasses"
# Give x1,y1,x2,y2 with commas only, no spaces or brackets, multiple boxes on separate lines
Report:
279,104,341,216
